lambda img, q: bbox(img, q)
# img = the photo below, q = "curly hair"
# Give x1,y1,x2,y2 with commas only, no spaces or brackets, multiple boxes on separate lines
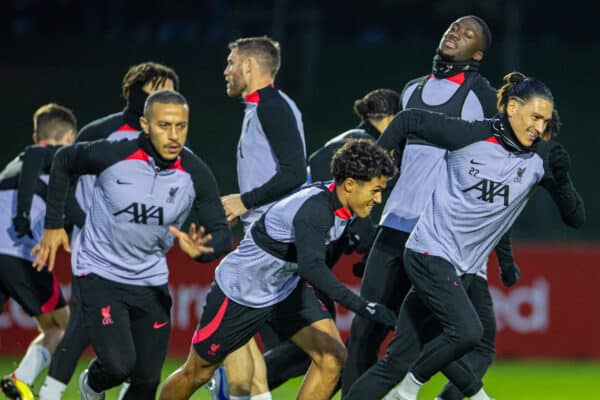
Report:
331,139,396,184
122,62,180,100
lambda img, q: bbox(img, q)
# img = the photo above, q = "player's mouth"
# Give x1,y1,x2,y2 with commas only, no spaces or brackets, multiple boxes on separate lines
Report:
166,144,182,154
443,38,457,49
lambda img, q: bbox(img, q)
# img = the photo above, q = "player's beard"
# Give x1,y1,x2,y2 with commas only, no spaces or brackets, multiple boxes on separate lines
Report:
227,71,245,98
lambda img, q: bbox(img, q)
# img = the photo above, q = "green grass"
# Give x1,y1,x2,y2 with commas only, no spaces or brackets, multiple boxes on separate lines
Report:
2,357,599,399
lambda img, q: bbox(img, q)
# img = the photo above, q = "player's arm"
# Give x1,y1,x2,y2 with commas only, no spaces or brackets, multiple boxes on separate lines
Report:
240,99,306,210
14,146,57,238
33,139,137,270
294,200,396,328
539,141,585,228
176,155,232,262
378,108,489,154
494,229,520,288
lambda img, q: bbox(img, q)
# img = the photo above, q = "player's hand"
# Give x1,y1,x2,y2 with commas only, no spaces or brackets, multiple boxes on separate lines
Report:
356,301,397,328
169,223,214,259
12,215,33,239
221,194,248,223
500,263,521,288
549,142,571,185
31,228,71,272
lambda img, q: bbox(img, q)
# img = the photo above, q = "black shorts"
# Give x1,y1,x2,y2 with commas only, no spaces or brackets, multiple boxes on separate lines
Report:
0,254,66,316
193,281,331,363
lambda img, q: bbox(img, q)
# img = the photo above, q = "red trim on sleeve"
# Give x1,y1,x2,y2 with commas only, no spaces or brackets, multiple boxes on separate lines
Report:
116,124,139,132
485,136,500,145
192,297,229,344
40,275,60,314
124,149,150,162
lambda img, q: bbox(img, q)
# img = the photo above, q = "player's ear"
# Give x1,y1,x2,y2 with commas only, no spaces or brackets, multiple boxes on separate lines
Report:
139,116,149,134
32,132,38,144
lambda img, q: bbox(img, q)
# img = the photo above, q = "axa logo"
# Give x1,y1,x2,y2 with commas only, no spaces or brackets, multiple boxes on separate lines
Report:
113,202,164,225
463,178,510,206
101,305,113,325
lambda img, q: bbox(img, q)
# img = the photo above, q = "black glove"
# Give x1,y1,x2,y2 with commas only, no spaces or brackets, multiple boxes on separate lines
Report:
500,263,521,288
549,142,571,185
12,215,33,239
355,301,397,328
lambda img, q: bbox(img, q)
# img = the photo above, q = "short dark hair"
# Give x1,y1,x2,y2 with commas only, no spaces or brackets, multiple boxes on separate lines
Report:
33,103,77,141
497,71,555,140
143,90,188,119
122,62,180,100
465,15,492,51
353,88,401,121
228,36,281,77
331,139,396,184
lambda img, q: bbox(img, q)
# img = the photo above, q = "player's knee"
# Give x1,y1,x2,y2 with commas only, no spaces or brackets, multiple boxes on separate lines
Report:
457,319,484,350
317,339,347,374
108,355,137,383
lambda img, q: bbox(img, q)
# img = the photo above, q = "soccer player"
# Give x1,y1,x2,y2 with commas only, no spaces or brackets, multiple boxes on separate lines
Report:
0,103,76,400
342,15,520,399
32,90,232,399
262,88,400,392
38,61,179,400
213,35,307,400
345,72,585,400
159,139,398,400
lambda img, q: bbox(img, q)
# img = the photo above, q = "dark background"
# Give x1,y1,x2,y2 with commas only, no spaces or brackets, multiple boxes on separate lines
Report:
1,0,598,240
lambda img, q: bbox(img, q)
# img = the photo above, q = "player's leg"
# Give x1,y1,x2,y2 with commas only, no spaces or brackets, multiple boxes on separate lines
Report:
436,275,496,400
342,227,410,395
79,274,137,396
0,254,67,399
40,276,92,399
160,283,271,400
394,250,485,399
122,284,171,399
344,287,433,400
271,282,343,400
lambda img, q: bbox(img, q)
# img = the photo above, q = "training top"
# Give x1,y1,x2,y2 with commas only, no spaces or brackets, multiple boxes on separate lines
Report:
237,85,307,229
44,134,232,286
381,69,497,232
72,110,142,227
216,182,369,312
0,146,59,261
378,109,585,276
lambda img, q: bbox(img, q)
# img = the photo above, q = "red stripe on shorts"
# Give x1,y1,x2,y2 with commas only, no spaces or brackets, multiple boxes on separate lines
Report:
191,297,229,344
40,274,60,314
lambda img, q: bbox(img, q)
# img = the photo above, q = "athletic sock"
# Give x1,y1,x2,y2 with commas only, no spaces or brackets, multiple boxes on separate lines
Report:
251,392,273,400
39,376,67,400
117,380,131,400
14,344,51,385
470,388,492,400
230,396,251,400
396,372,422,400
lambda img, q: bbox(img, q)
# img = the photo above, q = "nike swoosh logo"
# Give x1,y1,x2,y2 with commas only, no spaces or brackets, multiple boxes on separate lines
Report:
117,179,133,185
470,159,485,165
153,321,169,329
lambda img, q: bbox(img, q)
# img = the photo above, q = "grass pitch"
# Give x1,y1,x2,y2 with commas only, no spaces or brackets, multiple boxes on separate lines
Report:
1,357,599,399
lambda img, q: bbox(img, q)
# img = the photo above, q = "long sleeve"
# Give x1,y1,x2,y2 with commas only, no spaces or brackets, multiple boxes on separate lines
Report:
187,155,232,262
16,146,56,219
294,200,366,313
539,141,585,229
45,139,136,229
241,99,306,209
378,108,490,153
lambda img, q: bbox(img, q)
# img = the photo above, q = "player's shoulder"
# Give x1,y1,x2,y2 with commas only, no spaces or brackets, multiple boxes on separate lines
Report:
179,147,214,176
469,73,497,95
77,112,125,142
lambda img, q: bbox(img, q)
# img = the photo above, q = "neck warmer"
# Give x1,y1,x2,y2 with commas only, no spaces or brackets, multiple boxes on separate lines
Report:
432,55,480,79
